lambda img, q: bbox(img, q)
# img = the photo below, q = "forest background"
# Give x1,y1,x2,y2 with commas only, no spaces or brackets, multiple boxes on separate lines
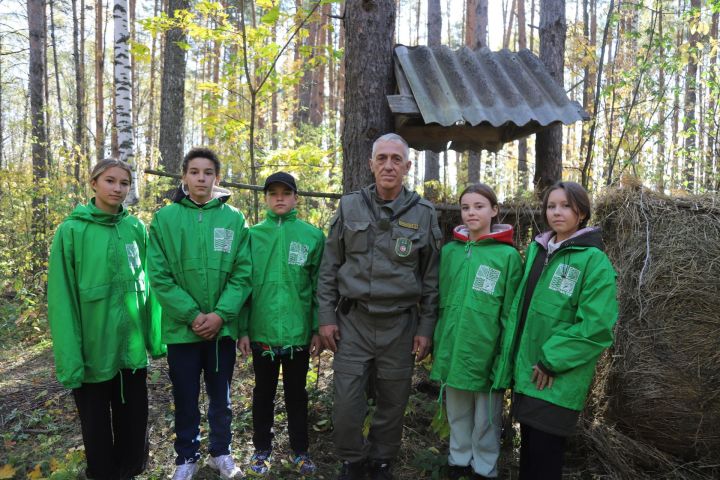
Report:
1,0,720,478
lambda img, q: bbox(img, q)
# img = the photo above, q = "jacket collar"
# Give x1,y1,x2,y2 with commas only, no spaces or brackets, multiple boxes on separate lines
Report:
452,223,515,246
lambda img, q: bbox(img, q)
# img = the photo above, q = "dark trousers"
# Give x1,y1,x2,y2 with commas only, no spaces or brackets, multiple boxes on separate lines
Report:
72,369,149,480
167,337,237,465
518,423,567,480
251,348,310,454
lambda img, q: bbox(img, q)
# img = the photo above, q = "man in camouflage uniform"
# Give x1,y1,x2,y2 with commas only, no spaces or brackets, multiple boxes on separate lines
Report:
317,133,441,480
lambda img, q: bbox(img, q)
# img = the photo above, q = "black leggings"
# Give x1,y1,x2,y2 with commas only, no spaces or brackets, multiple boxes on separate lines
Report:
518,423,567,480
73,369,149,480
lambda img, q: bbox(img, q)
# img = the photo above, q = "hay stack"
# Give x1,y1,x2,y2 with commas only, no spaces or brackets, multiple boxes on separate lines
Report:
593,187,720,464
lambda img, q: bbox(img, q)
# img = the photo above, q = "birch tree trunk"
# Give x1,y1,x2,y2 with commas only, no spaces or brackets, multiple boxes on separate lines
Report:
534,0,565,194
113,0,139,203
342,0,396,192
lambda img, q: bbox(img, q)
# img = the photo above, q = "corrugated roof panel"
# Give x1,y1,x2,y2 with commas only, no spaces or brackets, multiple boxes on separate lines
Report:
393,45,588,129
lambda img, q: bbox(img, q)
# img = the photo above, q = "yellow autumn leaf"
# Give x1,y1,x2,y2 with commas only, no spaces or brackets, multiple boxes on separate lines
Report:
0,464,16,480
27,463,44,479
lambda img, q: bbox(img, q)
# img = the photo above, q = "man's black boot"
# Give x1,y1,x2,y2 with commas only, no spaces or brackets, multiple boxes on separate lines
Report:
337,460,366,480
368,459,393,480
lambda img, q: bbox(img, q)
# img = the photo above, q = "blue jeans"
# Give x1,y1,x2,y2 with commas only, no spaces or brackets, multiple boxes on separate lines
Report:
167,337,237,465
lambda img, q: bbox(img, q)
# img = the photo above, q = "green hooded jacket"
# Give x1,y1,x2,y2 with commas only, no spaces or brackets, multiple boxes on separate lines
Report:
47,199,165,389
244,209,325,346
430,224,523,392
492,228,618,411
147,190,252,344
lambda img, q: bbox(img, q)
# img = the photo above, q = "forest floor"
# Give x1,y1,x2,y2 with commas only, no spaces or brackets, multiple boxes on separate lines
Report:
0,299,598,479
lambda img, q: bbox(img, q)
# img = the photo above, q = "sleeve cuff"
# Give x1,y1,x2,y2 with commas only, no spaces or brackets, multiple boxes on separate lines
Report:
537,360,556,377
415,320,435,339
318,309,338,326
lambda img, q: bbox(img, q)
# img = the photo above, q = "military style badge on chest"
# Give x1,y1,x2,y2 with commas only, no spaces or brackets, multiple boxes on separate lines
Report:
395,237,412,257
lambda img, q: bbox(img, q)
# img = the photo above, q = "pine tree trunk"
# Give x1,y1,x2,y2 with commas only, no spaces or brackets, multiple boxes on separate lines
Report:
0,38,4,168
72,0,86,179
95,0,105,165
683,0,700,191
145,0,160,166
29,0,49,268
656,0,666,192
534,0,565,194
158,0,190,174
49,0,68,151
517,0,528,190
706,9,718,190
424,0,441,198
342,0,396,192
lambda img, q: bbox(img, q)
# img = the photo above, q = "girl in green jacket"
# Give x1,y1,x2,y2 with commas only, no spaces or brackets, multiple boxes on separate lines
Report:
430,183,523,480
493,181,618,480
148,148,251,480
48,159,165,480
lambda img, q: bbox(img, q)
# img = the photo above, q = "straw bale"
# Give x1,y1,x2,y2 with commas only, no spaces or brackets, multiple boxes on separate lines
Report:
591,187,720,463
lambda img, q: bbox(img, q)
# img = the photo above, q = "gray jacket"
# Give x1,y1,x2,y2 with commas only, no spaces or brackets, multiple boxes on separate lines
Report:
317,185,441,337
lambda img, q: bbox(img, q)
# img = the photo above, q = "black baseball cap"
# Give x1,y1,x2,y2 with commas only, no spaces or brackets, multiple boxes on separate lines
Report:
263,171,297,193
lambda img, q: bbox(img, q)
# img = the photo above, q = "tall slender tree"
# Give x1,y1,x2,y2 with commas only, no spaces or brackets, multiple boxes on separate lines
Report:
95,0,105,164
342,0,396,192
466,0,487,184
424,0,441,199
28,0,49,267
49,0,68,152
71,0,87,180
159,0,191,174
535,0,565,193
517,0,528,190
683,0,701,191
113,0,139,203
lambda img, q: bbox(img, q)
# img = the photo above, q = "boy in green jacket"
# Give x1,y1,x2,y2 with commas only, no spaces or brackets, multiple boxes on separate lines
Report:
148,148,251,480
238,172,324,477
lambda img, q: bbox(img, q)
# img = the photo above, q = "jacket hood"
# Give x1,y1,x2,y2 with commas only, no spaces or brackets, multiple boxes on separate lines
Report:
173,184,231,205
68,198,129,225
453,223,515,246
535,226,604,251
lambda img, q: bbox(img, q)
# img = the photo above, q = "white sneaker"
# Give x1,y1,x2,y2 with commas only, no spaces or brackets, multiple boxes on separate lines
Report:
172,461,199,480
207,454,243,479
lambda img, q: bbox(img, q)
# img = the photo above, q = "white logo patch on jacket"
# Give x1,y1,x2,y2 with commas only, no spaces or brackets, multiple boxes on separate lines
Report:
549,264,581,297
473,265,501,294
214,228,234,253
126,241,141,270
288,241,309,266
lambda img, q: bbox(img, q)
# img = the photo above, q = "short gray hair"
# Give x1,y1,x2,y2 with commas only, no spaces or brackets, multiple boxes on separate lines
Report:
371,133,409,160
